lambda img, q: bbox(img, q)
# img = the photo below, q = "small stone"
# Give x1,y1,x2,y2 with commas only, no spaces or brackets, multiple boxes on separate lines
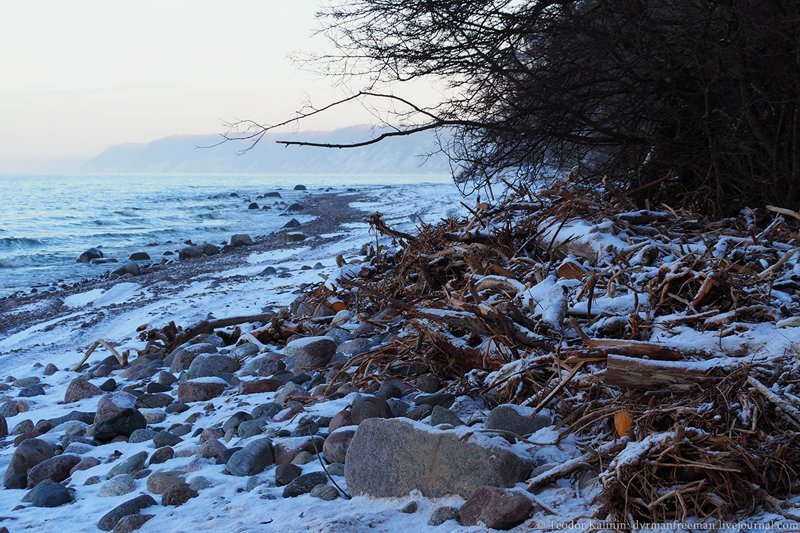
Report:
129,429,157,443
485,405,551,437
30,482,74,507
237,419,265,439
350,395,392,424
70,457,101,474
226,438,274,476
99,474,137,497
459,486,533,530
415,374,442,393
428,506,460,526
178,378,227,403
186,354,240,379
112,514,153,533
165,402,189,414
310,484,339,501
430,406,463,427
94,408,147,442
146,471,185,494
196,438,226,460
135,393,173,409
44,363,58,375
323,427,356,464
400,501,418,514
97,495,157,531
162,482,198,506
291,451,313,465
229,234,253,246
326,463,345,477
223,411,253,433
149,447,175,465
65,377,103,403
18,384,46,397
153,431,181,448
274,463,302,486
99,378,117,392
107,451,148,478
251,402,282,420
283,336,336,371
282,472,327,497
239,378,282,394
188,476,213,491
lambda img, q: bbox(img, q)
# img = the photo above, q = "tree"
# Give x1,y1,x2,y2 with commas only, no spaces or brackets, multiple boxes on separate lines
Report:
229,0,800,214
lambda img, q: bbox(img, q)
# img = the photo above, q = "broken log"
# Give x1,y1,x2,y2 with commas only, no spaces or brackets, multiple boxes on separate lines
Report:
605,354,741,389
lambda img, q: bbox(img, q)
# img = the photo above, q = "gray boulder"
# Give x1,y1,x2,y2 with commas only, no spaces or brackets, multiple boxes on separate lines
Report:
485,405,551,437
283,336,336,371
30,482,75,507
322,427,356,464
350,395,392,424
107,451,148,478
97,494,157,531
226,438,275,476
186,354,240,379
229,234,254,246
345,418,532,498
26,454,80,487
283,472,327,497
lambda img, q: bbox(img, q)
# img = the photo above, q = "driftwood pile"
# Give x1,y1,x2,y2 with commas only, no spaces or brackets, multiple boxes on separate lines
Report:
140,175,800,525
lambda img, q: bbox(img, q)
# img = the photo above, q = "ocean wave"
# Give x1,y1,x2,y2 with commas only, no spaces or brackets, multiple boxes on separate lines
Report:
0,236,44,250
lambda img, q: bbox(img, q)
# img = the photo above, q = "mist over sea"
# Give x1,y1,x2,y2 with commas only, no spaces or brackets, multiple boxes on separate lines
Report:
0,174,448,297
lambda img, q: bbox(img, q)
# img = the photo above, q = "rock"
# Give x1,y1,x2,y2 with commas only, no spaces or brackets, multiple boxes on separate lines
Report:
282,218,301,229
285,232,306,243
202,243,220,256
223,411,253,433
169,344,216,372
328,409,353,433
375,381,402,401
77,247,103,263
162,482,197,506
459,486,533,530
414,392,454,408
129,428,157,443
345,418,532,498
95,391,137,423
248,202,259,209
283,472,327,498
149,446,175,465
12,419,33,435
70,457,101,474
112,514,153,533
112,262,140,277
18,384,46,397
141,409,166,424
229,234,254,246
99,378,117,392
0,400,18,417
99,474,137,497
274,436,323,464
430,406,463,427
153,431,181,448
485,405,551,437
323,427,356,464
107,451,148,479
26,455,80,487
350,395,392,424
428,506,460,526
294,184,307,190
287,203,303,212
226,438,275,476
135,393,172,409
186,354,240,379
129,251,151,261
44,363,58,375
251,403,282,420
237,419,266,439
94,408,147,441
274,463,302,486
156,371,178,386
178,378,227,403
97,495,157,531
290,416,319,437
400,501,418,514
274,382,308,405
64,377,103,403
165,402,189,414
146,471,185,494
3,438,56,489
197,438,226,460
283,337,336,371
188,476,213,491
291,451,313,465
30,482,74,507
239,378,282,394
0,415,6,438
310,484,339,500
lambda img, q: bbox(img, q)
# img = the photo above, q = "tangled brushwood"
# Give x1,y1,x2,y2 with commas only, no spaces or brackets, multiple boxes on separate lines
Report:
291,175,799,523
137,175,800,524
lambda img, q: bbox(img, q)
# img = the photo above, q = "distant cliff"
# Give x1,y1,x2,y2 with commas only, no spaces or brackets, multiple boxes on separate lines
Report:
82,126,451,175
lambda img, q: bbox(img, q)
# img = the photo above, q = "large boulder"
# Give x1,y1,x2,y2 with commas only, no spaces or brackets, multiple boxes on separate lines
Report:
95,392,137,423
283,336,336,371
344,418,532,498
3,438,57,489
77,247,103,263
186,354,240,379
229,234,253,247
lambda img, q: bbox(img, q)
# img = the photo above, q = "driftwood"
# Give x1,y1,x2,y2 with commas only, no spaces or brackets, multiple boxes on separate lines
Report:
605,354,740,389
72,339,128,371
177,312,275,345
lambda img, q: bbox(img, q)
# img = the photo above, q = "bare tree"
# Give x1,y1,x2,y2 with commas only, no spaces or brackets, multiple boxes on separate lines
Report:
225,0,800,214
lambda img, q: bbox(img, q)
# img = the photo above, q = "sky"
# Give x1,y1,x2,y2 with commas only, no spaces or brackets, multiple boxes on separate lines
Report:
0,1,436,170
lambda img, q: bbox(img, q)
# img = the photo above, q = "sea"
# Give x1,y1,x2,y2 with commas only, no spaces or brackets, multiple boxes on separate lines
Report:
0,174,450,298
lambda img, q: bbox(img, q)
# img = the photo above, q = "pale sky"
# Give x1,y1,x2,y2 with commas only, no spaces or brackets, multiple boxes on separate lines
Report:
0,1,432,165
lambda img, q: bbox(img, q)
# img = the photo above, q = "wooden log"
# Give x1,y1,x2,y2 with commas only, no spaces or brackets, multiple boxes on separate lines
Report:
605,354,740,389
